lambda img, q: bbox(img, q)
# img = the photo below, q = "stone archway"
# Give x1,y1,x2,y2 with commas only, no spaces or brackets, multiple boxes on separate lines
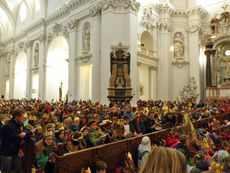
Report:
14,51,27,98
46,36,69,101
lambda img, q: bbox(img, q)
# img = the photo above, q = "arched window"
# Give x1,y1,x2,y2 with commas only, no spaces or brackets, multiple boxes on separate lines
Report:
35,0,40,12
20,3,27,21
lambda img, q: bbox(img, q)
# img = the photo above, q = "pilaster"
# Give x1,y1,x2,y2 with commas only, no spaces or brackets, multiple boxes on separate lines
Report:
26,41,33,99
38,33,47,101
67,20,78,102
91,13,101,102
97,0,140,105
9,50,16,99
157,3,173,101
187,7,206,101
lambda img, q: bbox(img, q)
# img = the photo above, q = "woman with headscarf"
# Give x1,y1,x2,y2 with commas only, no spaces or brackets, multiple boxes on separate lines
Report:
137,136,151,169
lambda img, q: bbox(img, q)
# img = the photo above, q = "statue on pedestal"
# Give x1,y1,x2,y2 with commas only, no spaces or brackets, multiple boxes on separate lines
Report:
82,22,90,54
59,82,63,101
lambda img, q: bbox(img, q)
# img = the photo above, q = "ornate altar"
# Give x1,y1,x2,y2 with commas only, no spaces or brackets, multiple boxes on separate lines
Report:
202,4,230,102
108,43,133,103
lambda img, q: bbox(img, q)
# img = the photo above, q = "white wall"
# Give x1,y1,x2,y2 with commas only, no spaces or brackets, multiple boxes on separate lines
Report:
139,65,150,100
79,64,92,100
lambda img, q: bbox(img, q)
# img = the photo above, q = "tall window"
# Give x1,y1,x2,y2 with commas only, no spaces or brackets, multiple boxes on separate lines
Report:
20,3,27,21
35,0,40,12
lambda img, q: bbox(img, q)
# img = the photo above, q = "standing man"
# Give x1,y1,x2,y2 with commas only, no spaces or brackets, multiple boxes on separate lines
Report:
1,109,27,173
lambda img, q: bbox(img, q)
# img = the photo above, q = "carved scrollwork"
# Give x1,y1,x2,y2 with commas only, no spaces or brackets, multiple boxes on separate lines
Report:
67,19,78,30
92,0,140,15
140,6,157,31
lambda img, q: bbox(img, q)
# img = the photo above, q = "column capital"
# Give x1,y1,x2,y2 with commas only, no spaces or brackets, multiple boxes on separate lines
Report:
93,0,140,15
205,49,216,56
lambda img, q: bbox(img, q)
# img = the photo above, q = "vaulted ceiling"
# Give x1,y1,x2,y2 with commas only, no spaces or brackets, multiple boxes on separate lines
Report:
0,0,42,41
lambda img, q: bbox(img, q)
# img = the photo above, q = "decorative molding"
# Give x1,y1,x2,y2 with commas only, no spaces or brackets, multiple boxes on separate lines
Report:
187,23,201,33
91,0,140,15
67,19,79,30
187,6,207,18
155,3,175,15
179,76,199,101
76,53,92,63
39,34,47,43
140,6,158,31
172,59,189,68
24,0,88,33
111,42,129,51
24,19,46,33
52,23,70,39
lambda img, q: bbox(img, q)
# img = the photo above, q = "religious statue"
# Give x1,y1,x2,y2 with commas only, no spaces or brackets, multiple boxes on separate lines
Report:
115,69,125,88
174,32,184,59
82,22,90,54
59,82,63,101
34,43,39,68
140,83,144,96
174,41,184,58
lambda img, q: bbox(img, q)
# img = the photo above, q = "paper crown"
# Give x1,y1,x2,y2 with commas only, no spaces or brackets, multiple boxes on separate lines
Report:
200,142,210,150
81,167,91,173
57,122,64,128
43,114,49,119
74,117,80,122
44,131,53,137
100,120,112,126
35,125,42,130
209,161,224,173
28,115,37,121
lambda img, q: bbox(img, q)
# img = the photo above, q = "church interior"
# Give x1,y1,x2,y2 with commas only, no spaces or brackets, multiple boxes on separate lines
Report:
0,0,230,173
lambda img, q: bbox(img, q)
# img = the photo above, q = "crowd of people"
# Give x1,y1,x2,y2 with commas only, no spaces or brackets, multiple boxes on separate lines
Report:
0,99,229,173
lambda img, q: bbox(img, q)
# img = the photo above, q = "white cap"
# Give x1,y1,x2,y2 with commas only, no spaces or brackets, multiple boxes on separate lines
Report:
141,136,150,145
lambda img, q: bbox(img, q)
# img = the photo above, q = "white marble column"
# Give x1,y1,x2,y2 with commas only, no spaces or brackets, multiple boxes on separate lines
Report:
38,34,47,101
99,1,140,105
26,42,33,99
91,13,101,103
158,29,172,101
68,20,78,102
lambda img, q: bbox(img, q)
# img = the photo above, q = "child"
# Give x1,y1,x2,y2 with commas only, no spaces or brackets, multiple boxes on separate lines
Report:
95,161,107,173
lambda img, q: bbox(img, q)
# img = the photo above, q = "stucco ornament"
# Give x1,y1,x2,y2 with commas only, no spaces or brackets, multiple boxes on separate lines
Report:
82,22,90,54
172,32,188,68
179,77,199,101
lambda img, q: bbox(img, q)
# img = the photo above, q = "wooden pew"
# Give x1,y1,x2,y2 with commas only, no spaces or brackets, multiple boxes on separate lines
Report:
54,113,230,173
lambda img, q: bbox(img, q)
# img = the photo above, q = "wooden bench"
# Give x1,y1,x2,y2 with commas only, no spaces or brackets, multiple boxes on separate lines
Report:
53,113,230,173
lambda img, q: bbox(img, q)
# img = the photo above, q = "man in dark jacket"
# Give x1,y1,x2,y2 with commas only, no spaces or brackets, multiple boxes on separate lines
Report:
1,109,27,173
142,112,157,134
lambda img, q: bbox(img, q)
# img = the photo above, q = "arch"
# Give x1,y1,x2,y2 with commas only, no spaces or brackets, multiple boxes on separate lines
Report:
14,51,27,99
46,36,69,101
213,35,230,49
140,31,154,52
